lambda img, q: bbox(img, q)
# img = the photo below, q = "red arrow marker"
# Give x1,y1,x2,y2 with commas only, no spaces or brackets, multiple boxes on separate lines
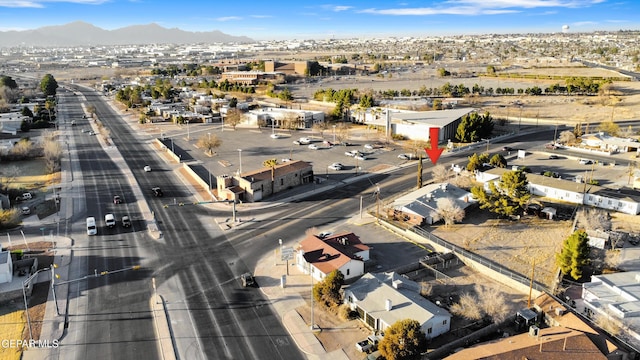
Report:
425,127,444,164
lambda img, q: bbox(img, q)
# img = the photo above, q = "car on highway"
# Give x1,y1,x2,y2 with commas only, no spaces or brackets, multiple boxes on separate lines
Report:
144,165,152,172
328,163,344,170
121,215,131,228
105,213,116,228
113,195,122,204
151,187,163,197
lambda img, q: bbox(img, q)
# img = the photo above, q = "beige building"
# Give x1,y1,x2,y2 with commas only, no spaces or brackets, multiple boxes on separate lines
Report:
264,60,309,75
216,160,313,202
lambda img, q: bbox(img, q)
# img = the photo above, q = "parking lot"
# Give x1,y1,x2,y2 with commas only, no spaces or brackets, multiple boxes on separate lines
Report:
151,122,418,183
507,148,632,188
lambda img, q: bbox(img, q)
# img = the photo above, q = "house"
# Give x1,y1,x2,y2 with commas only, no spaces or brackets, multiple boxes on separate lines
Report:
0,248,13,284
445,293,623,359
476,167,640,215
295,232,370,282
582,271,640,346
392,182,476,225
216,160,313,202
344,272,451,338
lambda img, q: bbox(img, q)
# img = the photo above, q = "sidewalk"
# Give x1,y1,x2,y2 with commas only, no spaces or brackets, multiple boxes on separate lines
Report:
253,246,350,360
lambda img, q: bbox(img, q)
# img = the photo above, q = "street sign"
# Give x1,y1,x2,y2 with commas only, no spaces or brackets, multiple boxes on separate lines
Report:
280,246,294,261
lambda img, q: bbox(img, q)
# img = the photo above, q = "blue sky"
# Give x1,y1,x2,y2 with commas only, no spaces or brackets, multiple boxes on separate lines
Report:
0,0,637,40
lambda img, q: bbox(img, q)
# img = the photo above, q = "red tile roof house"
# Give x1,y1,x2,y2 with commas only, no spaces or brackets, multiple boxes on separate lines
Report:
295,232,370,282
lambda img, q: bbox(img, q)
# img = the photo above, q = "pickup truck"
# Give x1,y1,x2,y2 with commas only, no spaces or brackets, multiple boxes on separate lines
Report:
355,335,382,353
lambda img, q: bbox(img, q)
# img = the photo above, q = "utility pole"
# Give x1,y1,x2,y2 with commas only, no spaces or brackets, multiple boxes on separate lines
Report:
528,260,535,308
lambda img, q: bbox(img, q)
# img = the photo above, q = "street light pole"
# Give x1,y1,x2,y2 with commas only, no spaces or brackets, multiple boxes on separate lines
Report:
186,120,190,140
333,125,336,143
237,149,243,174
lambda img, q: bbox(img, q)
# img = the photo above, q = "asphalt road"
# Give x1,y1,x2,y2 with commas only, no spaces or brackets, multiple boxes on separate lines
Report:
51,89,159,360
71,87,306,360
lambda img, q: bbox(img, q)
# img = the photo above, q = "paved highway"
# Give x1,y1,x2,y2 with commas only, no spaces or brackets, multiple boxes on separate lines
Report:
70,87,306,359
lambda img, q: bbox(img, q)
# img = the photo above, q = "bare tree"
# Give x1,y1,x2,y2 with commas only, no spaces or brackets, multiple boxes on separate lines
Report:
604,249,622,270
475,284,510,323
430,197,465,227
225,108,242,130
419,281,433,297
43,136,63,174
9,138,37,159
196,134,222,156
0,165,20,192
450,293,483,320
577,208,611,232
431,164,452,183
558,130,577,145
594,310,622,337
312,122,328,138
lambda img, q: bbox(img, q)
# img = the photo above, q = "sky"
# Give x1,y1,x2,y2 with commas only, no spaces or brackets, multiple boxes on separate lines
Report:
0,0,637,40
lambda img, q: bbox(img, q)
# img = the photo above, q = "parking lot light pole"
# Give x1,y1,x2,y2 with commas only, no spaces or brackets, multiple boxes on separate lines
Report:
237,149,243,174
333,125,336,143
186,120,190,140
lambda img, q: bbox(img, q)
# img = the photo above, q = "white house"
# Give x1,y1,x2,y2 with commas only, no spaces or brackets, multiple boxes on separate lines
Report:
392,182,476,225
476,167,640,215
0,249,13,284
344,272,451,338
295,232,369,282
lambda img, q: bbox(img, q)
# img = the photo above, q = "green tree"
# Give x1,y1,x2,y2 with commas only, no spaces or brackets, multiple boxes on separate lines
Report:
40,74,58,96
263,158,278,195
21,106,33,118
556,230,590,280
0,75,18,89
471,170,531,217
489,154,507,168
378,319,428,360
597,120,620,137
456,112,494,143
312,270,344,308
466,152,489,172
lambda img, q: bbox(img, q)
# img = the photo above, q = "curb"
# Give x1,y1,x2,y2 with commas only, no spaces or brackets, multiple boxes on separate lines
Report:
150,294,178,360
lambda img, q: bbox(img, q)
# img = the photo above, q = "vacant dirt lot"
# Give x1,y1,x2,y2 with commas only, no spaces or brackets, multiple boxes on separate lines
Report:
431,207,575,288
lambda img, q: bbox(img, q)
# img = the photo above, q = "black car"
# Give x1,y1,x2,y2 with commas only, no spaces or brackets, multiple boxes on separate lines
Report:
502,146,513,152
151,187,163,197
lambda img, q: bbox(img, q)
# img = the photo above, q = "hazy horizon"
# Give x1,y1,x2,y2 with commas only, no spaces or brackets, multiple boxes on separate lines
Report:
0,0,637,41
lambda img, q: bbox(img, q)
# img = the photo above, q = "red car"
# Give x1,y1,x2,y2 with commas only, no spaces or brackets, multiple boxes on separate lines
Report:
113,195,122,204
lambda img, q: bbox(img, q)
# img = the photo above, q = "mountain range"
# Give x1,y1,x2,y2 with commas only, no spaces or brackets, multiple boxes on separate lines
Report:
0,21,254,47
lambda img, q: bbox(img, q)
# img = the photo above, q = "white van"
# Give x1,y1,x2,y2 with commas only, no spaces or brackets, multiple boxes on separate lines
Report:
105,213,116,228
86,217,97,235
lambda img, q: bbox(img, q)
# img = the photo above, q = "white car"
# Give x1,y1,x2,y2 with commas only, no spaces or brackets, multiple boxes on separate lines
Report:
21,206,31,215
308,144,319,150
281,158,292,163
355,155,367,161
144,165,152,172
328,163,344,170
270,133,282,139
363,144,374,150
299,137,311,145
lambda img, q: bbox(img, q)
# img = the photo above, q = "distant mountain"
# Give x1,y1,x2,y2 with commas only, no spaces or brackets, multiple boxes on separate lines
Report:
0,21,254,47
